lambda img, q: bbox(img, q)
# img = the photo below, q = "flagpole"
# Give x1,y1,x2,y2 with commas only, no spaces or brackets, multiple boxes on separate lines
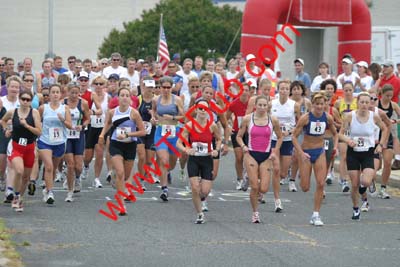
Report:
156,13,163,62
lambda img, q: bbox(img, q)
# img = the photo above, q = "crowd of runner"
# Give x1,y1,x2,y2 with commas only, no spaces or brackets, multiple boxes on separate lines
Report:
0,52,399,224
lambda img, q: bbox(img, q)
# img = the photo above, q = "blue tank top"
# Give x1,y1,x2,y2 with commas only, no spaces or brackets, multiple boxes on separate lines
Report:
111,106,137,142
39,103,67,145
304,112,328,137
31,95,40,109
156,95,178,116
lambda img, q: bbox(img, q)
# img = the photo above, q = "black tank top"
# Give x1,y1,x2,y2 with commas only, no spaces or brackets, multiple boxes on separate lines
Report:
378,100,393,118
138,96,152,122
12,108,37,144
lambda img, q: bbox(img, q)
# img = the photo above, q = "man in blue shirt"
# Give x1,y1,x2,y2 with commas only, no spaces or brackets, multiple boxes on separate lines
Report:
294,58,311,96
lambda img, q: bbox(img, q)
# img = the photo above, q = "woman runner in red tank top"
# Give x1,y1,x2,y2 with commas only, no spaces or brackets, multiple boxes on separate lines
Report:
177,99,222,224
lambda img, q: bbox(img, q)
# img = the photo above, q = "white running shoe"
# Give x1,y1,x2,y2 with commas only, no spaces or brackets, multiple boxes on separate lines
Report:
195,213,205,224
81,166,89,180
236,180,243,190
74,179,81,193
93,178,103,188
55,171,63,182
361,200,369,212
288,181,297,192
46,191,55,204
153,176,160,184
274,199,283,213
252,211,260,223
42,188,48,202
310,215,324,226
11,196,19,209
378,188,390,199
65,192,74,202
280,177,289,185
201,200,209,212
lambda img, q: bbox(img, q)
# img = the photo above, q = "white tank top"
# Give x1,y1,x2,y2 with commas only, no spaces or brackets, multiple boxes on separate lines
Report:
271,98,296,141
90,94,108,128
349,110,375,152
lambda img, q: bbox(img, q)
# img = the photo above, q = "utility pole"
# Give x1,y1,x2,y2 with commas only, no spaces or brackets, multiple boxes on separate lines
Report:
45,0,55,59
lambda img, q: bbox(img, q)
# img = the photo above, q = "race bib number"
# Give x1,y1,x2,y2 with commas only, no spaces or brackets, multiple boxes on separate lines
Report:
91,115,105,128
49,127,63,143
18,138,28,146
67,129,80,139
192,142,209,156
116,127,132,142
161,125,176,138
237,116,243,128
310,121,326,135
353,136,371,152
143,121,152,135
324,139,330,151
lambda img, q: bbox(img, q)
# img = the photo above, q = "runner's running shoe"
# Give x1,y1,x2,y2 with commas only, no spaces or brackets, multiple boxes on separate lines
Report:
252,212,260,223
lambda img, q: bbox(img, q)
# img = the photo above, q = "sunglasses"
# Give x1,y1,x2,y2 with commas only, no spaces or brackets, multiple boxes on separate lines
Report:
198,107,208,111
191,85,200,88
68,61,75,64
168,66,175,68
94,83,104,86
24,79,34,82
79,79,89,82
102,63,108,65
20,97,32,102
370,97,378,101
112,58,120,61
0,64,4,67
162,86,172,89
155,86,160,89
43,94,49,97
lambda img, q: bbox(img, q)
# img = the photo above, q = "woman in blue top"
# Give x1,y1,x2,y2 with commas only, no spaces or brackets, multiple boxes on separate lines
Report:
38,84,72,204
99,87,146,216
151,76,184,202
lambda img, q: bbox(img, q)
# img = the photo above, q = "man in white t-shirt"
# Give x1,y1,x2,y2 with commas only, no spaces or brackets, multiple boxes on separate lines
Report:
121,57,140,88
102,52,127,78
336,57,360,89
177,58,197,96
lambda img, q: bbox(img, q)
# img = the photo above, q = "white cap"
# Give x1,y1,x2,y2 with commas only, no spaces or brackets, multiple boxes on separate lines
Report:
78,71,89,79
143,79,155,88
138,59,145,63
294,58,304,65
247,78,258,88
356,61,368,68
246,54,256,61
342,58,353,64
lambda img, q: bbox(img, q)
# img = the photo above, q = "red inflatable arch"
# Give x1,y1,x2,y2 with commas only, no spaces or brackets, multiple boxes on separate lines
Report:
241,0,371,71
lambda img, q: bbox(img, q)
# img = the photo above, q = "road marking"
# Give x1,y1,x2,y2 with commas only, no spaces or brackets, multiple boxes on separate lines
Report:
218,197,226,201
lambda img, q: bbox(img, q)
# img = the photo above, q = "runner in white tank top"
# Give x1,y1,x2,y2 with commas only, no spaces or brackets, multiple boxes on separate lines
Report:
339,92,388,221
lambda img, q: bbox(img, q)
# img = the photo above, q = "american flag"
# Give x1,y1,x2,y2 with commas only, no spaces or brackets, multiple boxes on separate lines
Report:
158,23,170,73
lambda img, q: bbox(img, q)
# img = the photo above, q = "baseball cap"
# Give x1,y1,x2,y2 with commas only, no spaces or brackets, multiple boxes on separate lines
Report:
173,53,180,60
356,61,368,68
246,54,256,61
294,58,304,65
382,60,394,67
137,59,144,64
144,79,155,88
78,71,89,80
108,73,120,80
247,78,258,88
342,58,353,64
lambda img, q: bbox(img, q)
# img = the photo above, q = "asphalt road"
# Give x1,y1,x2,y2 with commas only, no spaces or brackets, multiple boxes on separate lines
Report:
1,153,400,267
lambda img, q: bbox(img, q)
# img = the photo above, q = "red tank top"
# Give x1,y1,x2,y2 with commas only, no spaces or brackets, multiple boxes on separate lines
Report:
189,122,213,153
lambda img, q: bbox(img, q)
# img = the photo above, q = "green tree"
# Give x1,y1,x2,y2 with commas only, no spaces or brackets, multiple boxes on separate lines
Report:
98,0,242,61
